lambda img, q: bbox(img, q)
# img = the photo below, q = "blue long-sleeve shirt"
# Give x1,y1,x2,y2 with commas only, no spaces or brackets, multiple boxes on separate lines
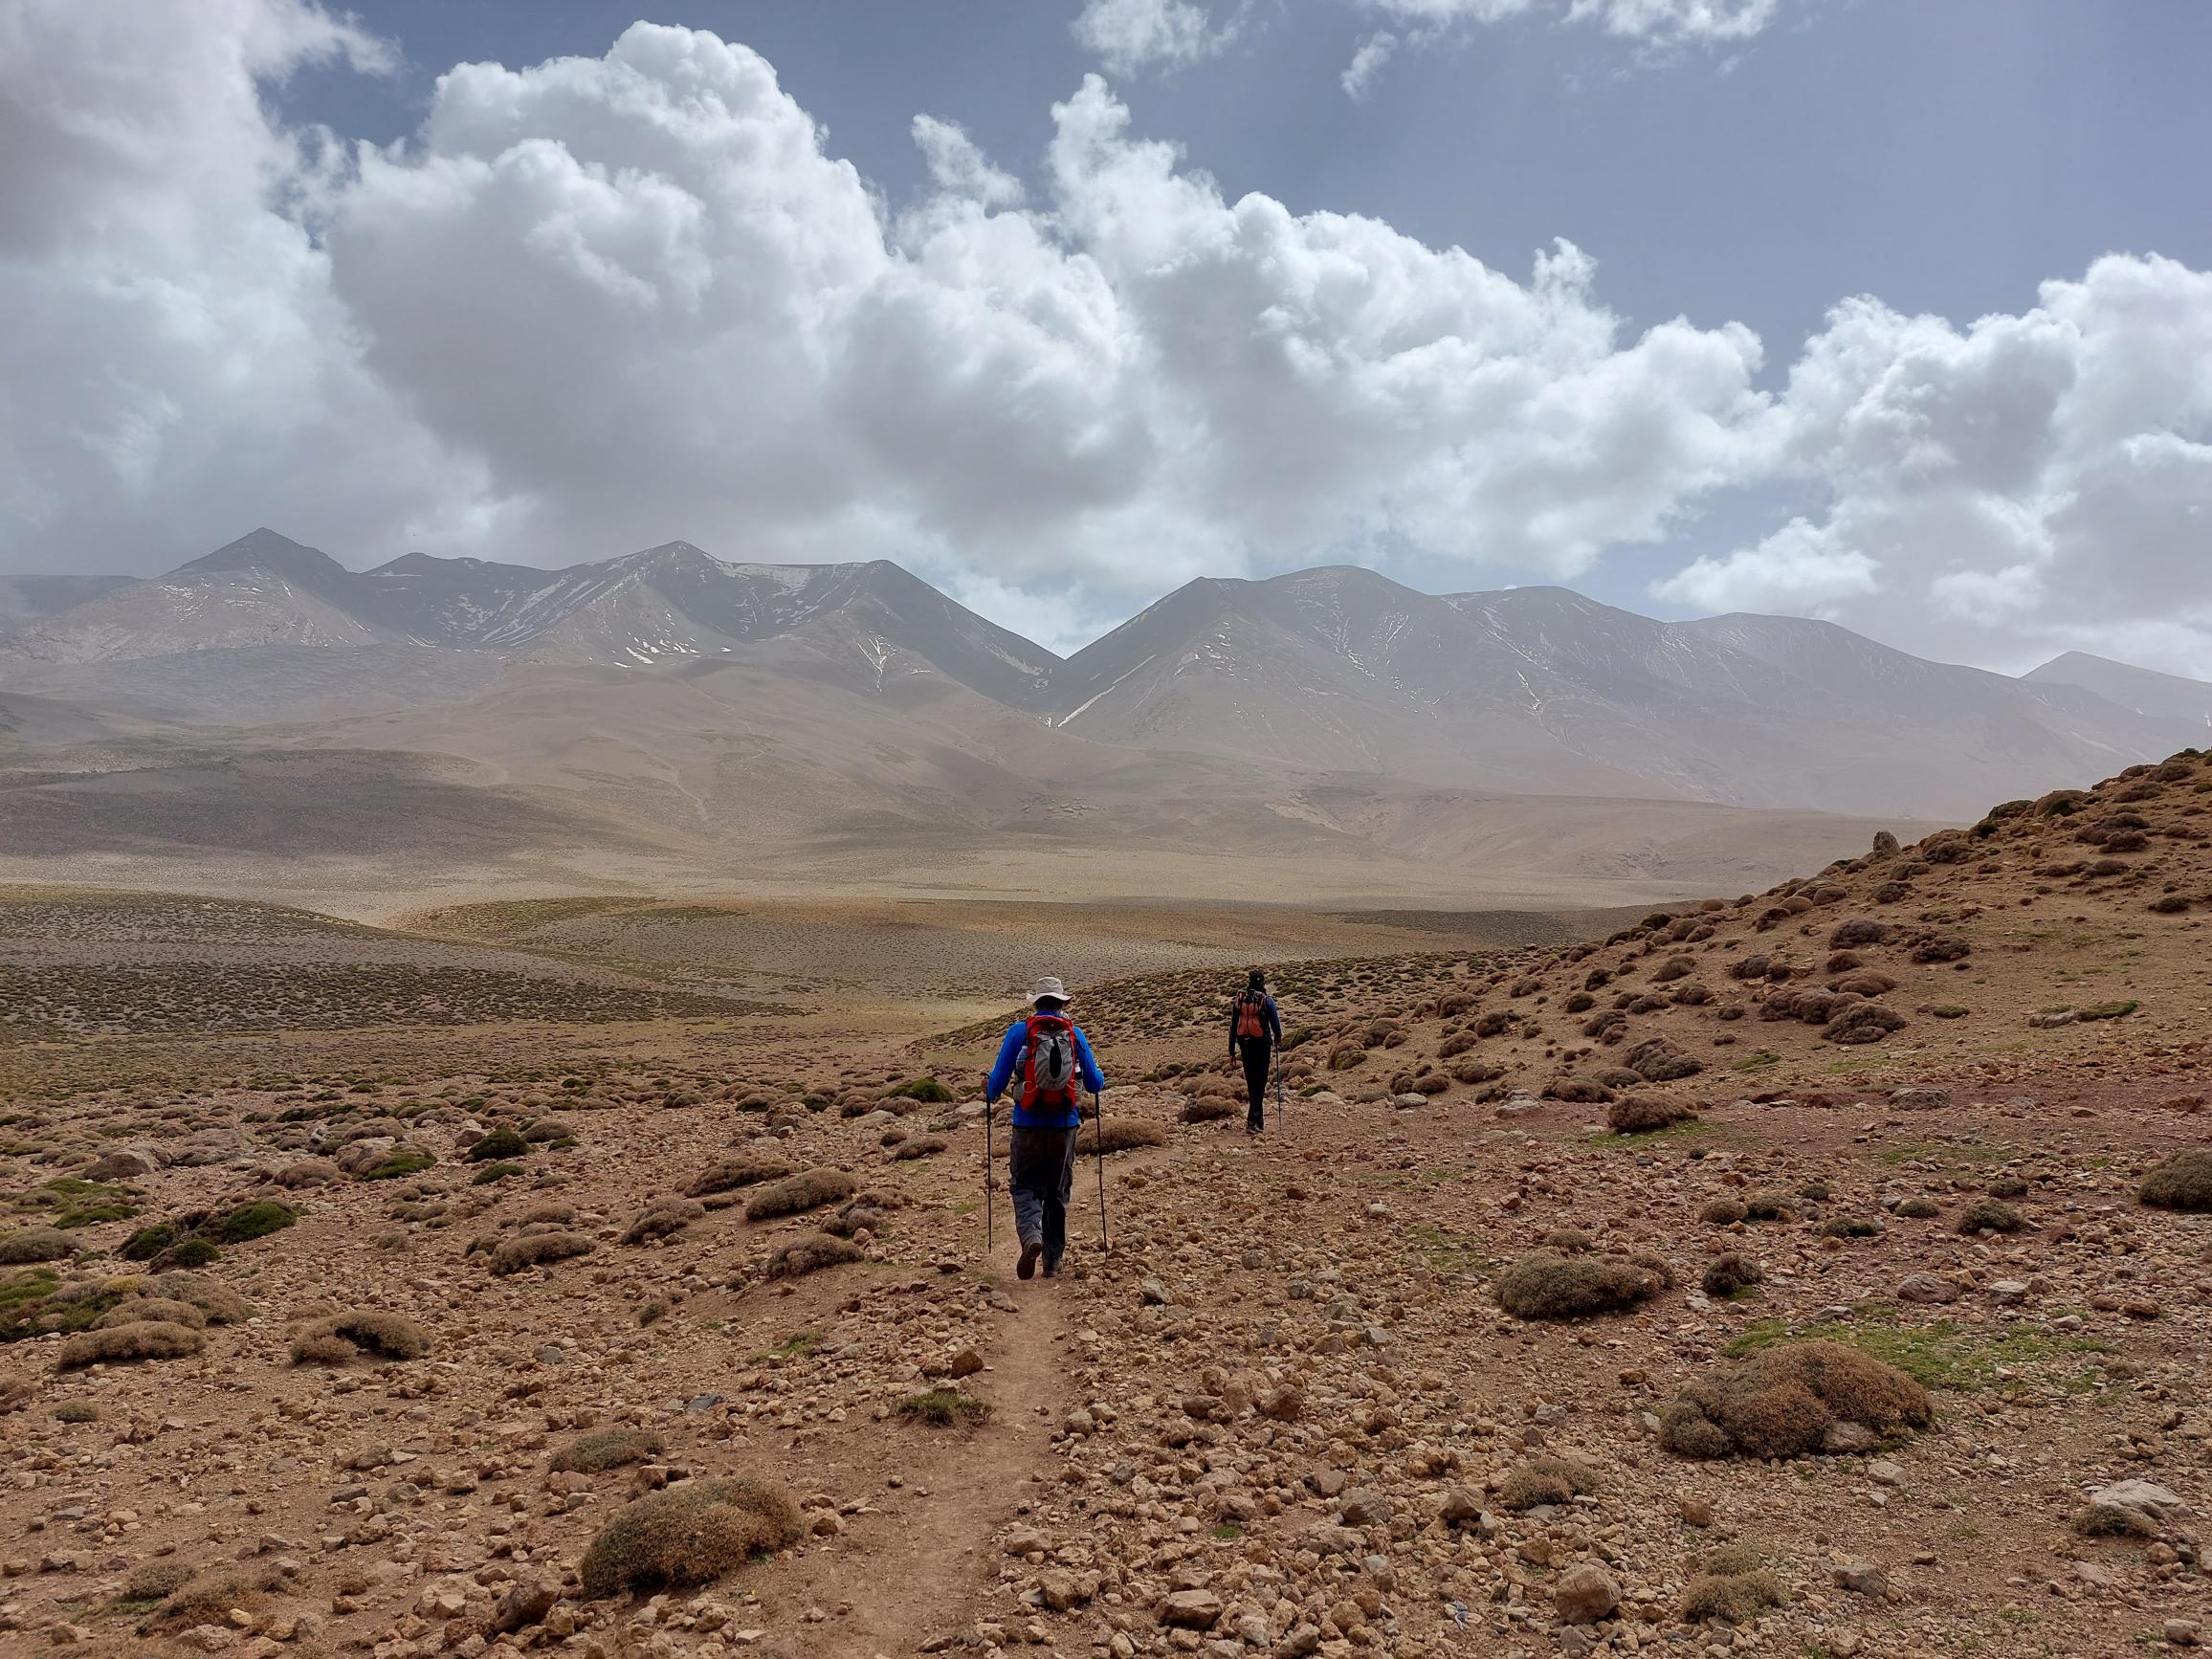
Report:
1230,992,1283,1053
986,1018,1105,1128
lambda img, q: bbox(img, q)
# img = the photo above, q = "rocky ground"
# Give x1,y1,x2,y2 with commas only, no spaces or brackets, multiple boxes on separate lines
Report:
4,752,2212,1658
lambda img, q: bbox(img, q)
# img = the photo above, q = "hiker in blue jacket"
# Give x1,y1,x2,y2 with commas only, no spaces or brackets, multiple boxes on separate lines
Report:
1228,968,1283,1135
984,976,1105,1279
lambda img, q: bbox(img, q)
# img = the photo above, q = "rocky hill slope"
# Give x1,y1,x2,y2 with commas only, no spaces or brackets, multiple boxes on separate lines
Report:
2,751,2210,1656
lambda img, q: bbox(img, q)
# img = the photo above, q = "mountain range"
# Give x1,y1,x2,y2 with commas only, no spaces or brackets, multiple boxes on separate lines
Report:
2,529,2206,902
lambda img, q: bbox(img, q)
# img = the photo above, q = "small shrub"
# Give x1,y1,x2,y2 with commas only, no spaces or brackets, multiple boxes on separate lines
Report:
897,1389,991,1428
1683,1568,1785,1624
1820,1215,1883,1239
1701,1252,1762,1297
472,1161,524,1184
1895,1195,1941,1219
1606,1095,1697,1135
166,1238,221,1268
1076,1119,1168,1156
688,1158,791,1198
54,1400,100,1423
1180,1096,1234,1124
467,1127,530,1163
1494,1253,1667,1321
0,1228,73,1266
551,1427,665,1473
292,1310,430,1363
119,1224,177,1263
1956,1199,2024,1234
1658,1339,1933,1460
891,1135,947,1161
580,1477,803,1599
882,1076,956,1104
763,1232,863,1280
622,1198,706,1245
1496,1455,1594,1512
210,1202,295,1245
743,1169,857,1223
55,1320,203,1371
93,1297,207,1332
361,1150,436,1181
488,1230,594,1275
2139,1149,2212,1212
143,1272,250,1324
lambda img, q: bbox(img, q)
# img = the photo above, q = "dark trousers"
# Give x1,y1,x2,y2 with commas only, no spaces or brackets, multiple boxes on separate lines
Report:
1008,1123,1078,1270
1239,1042,1272,1131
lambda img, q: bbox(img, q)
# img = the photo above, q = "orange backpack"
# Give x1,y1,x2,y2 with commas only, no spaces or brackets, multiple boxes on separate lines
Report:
1235,991,1269,1041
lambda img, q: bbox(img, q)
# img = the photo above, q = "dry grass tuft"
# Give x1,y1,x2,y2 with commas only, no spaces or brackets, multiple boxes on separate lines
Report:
1494,1253,1668,1321
488,1230,595,1275
890,1135,947,1161
136,1566,278,1634
1659,1339,1933,1460
120,1560,195,1605
551,1427,665,1473
55,1320,203,1371
763,1232,864,1280
743,1168,857,1222
579,1476,801,1600
897,1389,992,1428
1076,1118,1168,1156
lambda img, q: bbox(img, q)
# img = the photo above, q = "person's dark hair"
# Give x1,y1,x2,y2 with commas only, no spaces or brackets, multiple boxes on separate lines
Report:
1035,996,1066,1012
1247,969,1266,991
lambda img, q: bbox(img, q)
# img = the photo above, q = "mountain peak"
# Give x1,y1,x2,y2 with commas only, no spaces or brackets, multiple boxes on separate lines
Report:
174,528,347,586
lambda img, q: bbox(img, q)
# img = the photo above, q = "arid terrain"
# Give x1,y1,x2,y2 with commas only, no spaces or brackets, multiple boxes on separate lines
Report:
5,749,2212,1659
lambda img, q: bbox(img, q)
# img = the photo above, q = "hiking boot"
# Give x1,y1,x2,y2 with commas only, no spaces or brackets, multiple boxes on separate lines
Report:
1017,1240,1042,1280
1042,1253,1061,1278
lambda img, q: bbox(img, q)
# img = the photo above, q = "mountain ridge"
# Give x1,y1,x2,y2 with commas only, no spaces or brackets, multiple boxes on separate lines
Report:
5,533,2209,823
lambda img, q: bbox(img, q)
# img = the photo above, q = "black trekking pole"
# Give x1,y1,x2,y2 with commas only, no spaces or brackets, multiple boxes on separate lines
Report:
984,1099,995,1260
1091,1089,1109,1251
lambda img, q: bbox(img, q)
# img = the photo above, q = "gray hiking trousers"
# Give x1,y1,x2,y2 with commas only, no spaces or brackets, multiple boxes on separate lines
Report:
1008,1122,1079,1270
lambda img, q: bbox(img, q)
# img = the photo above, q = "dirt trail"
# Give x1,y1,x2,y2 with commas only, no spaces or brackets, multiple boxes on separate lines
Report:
748,1169,1147,1659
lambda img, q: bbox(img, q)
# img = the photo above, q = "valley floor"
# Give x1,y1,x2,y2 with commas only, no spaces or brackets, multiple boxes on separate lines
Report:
2,801,2209,1659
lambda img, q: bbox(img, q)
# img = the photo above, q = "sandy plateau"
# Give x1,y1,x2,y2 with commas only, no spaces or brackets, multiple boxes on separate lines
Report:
4,751,2212,1659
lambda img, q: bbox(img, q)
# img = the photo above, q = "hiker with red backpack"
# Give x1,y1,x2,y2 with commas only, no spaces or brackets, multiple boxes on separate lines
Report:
1229,968,1283,1136
984,977,1106,1280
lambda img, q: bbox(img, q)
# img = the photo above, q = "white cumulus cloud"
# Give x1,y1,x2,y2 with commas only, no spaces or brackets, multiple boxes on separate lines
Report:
1658,254,2212,675
1341,33,1401,99
1072,0,1234,75
1356,0,1784,47
4,7,2207,684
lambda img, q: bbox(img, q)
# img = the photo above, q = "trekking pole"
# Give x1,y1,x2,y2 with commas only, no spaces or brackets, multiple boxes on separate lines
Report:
1091,1089,1109,1251
984,1099,995,1260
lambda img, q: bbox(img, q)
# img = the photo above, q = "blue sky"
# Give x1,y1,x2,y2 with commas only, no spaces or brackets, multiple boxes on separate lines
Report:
5,0,2210,670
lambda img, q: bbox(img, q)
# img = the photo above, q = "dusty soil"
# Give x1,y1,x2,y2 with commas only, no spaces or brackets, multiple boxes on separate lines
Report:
3,750,2211,1659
